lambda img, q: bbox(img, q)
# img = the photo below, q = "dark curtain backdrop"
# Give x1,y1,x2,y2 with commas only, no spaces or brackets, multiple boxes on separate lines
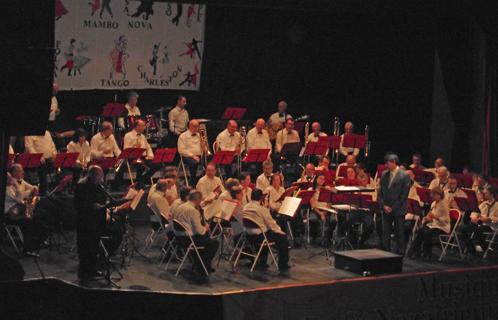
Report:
56,7,435,169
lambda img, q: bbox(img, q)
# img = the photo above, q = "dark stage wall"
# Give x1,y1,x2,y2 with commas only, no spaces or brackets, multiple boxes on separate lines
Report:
56,7,435,168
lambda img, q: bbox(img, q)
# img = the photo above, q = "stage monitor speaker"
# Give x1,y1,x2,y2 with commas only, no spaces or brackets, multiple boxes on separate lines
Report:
334,249,403,276
0,0,55,136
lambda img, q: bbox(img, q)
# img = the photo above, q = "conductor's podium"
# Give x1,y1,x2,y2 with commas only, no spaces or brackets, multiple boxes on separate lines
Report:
334,249,403,276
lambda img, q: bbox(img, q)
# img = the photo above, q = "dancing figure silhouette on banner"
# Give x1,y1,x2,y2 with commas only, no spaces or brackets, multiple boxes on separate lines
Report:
109,35,129,79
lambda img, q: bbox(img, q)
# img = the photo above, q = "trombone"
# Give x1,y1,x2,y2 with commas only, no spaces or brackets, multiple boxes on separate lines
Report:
199,123,212,167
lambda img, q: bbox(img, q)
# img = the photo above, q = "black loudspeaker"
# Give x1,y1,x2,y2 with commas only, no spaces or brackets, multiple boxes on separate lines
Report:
0,0,55,136
334,249,403,275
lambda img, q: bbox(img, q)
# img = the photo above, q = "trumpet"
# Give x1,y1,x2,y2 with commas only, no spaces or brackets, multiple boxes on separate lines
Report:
199,123,212,166
238,126,247,173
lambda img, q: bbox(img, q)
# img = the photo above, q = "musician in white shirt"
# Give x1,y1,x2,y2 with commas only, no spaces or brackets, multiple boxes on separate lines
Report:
298,163,315,183
215,120,242,178
274,118,300,168
336,155,357,181
48,83,60,131
67,129,91,186
339,122,360,157
123,119,159,184
409,152,426,170
196,164,224,220
118,91,141,129
265,173,285,213
240,173,253,206
178,120,202,186
246,118,272,152
256,160,273,191
168,95,189,145
90,121,121,160
307,122,327,142
445,177,467,210
309,174,337,247
148,180,172,221
267,100,292,130
24,130,57,195
428,166,450,191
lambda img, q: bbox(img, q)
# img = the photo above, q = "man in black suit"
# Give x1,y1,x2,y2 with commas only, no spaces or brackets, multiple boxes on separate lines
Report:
378,153,411,255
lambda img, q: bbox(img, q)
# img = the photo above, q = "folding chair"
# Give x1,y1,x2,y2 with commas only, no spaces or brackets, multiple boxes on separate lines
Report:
143,205,166,253
178,155,190,187
233,216,279,273
3,222,24,254
483,225,498,259
438,209,464,261
172,219,209,277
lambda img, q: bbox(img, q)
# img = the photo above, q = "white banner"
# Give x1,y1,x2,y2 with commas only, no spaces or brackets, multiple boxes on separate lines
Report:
54,0,205,91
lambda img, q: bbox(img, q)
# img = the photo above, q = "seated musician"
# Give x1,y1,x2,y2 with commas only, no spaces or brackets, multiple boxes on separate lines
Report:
215,120,242,178
316,157,330,172
90,121,122,160
307,122,327,142
240,173,253,206
472,174,490,203
273,118,300,167
309,174,337,246
337,167,359,186
356,163,370,186
335,154,357,181
123,119,159,184
265,173,285,215
409,152,426,170
460,186,497,255
174,190,219,276
24,130,57,195
177,120,202,186
118,91,141,130
462,165,472,176
299,163,315,183
4,164,43,254
219,178,240,201
148,180,173,225
256,160,273,191
428,166,450,191
170,187,192,219
196,163,224,219
242,188,290,271
339,121,359,158
445,176,467,210
426,157,446,175
66,128,91,186
246,118,272,174
408,187,450,260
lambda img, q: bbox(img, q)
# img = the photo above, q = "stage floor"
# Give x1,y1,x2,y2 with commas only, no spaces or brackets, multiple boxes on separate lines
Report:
10,226,496,295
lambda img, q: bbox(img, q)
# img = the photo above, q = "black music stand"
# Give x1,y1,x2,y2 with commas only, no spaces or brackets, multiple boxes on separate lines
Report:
280,142,301,160
118,148,146,184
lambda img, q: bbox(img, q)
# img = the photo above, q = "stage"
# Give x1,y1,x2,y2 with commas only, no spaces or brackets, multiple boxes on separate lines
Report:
3,225,498,319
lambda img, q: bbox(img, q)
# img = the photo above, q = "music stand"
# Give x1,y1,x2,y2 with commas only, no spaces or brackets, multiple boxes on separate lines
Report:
407,198,423,216
118,148,146,184
88,157,119,170
243,148,270,163
152,148,177,165
221,107,246,120
280,142,301,160
291,181,313,190
342,134,367,150
461,189,479,212
416,187,432,205
454,197,471,212
102,103,125,118
297,190,315,246
16,153,43,169
212,150,236,181
53,152,79,170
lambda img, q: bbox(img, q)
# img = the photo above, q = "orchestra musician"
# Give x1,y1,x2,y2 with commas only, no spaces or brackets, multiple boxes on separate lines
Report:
118,91,141,130
445,176,467,210
426,157,446,175
148,180,172,222
265,173,285,215
246,118,272,173
256,160,274,191
316,157,330,172
299,163,316,183
428,166,450,191
215,120,242,178
174,190,219,277
336,154,357,181
473,174,490,203
274,118,300,167
24,130,57,195
408,187,450,260
74,165,129,282
170,186,192,220
378,153,411,255
339,122,360,158
196,163,224,219
168,95,189,147
409,152,426,170
309,173,337,246
90,121,122,160
66,128,91,187
267,100,292,138
307,122,327,142
239,173,253,206
123,119,159,184
4,164,43,254
178,120,202,186
242,188,290,271
460,186,497,255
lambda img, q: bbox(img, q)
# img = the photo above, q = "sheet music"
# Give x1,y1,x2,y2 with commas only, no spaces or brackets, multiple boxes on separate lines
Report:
124,187,138,200
278,197,301,217
215,199,239,221
130,189,144,211
335,186,361,192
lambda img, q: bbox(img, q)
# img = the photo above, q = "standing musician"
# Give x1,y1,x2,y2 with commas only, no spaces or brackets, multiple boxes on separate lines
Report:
66,128,91,187
73,165,129,282
123,119,159,184
196,163,224,219
339,122,360,158
267,100,293,140
168,95,190,147
309,174,337,246
243,188,290,271
118,91,141,130
256,160,274,191
90,121,122,160
378,153,411,255
178,119,203,186
307,122,327,142
428,166,450,191
174,190,219,276
215,120,242,178
274,118,300,167
4,164,43,254
24,130,57,195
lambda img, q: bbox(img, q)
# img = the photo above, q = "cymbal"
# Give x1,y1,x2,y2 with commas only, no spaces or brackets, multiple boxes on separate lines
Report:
153,106,173,113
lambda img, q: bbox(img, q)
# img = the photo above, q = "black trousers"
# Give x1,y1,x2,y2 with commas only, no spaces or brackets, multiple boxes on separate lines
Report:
181,156,200,186
410,225,445,256
250,231,289,267
309,211,337,246
381,212,406,255
461,223,493,253
347,211,374,248
77,231,99,279
178,234,218,274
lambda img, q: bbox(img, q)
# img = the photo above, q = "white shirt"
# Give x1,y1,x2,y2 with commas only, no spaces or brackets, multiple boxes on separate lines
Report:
90,133,121,159
246,127,272,151
479,200,498,224
428,178,450,191
5,179,35,213
265,185,285,212
268,112,292,126
123,130,154,159
178,130,202,158
241,187,253,206
174,201,206,236
243,201,282,234
256,173,272,191
49,96,59,121
275,129,300,153
170,198,185,219
307,132,327,143
339,134,360,157
24,130,57,160
216,129,242,152
66,141,91,166
118,104,141,129
196,175,224,200
168,106,189,135
148,189,170,221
